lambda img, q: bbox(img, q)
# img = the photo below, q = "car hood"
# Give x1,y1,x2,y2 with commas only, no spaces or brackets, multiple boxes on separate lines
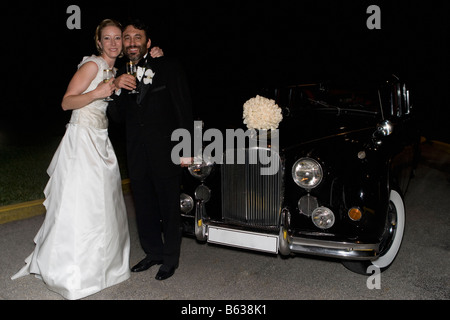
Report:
276,108,380,149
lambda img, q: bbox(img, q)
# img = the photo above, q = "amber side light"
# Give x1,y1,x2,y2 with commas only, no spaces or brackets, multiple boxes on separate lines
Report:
348,207,362,221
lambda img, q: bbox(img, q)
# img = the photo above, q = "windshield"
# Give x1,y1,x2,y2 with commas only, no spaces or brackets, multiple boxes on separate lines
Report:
263,83,381,116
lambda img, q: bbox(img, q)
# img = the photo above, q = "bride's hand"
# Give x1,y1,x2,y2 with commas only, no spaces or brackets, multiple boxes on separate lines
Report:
95,78,116,99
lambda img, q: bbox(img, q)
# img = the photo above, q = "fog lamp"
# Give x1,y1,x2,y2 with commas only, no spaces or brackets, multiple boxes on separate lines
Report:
195,184,211,202
180,193,194,213
311,206,335,229
188,160,213,181
298,194,318,217
348,207,362,221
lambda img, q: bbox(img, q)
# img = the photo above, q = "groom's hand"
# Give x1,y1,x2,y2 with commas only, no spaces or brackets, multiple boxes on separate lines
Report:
113,74,137,91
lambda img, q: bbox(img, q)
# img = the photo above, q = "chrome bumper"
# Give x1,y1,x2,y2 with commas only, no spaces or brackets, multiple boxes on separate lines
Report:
197,221,379,261
288,237,379,260
193,196,379,260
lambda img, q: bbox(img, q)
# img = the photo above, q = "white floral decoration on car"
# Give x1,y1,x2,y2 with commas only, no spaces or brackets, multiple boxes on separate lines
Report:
243,95,283,130
137,67,155,85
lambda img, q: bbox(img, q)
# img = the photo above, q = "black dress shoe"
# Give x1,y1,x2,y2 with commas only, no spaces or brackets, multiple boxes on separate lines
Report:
155,265,177,280
131,257,163,272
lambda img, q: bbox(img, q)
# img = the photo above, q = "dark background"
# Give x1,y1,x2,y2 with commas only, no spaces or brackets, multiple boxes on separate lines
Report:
1,0,449,143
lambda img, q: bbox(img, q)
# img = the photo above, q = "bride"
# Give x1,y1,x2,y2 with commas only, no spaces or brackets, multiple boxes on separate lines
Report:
11,19,161,300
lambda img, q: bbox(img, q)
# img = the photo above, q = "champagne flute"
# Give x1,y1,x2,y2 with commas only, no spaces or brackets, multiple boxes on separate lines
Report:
103,69,114,101
126,61,139,94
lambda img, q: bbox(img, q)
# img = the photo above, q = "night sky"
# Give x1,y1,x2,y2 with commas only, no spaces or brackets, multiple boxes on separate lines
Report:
2,0,449,143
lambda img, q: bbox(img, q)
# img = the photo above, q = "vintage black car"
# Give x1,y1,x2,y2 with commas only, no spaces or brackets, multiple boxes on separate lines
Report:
179,77,419,274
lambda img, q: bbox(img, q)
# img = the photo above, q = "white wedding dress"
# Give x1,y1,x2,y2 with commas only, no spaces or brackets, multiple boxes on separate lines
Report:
11,55,130,300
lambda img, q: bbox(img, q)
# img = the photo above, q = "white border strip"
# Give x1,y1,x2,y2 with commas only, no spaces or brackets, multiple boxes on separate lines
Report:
208,226,279,254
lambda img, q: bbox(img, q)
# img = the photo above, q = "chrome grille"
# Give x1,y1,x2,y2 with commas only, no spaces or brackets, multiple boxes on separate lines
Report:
221,148,282,227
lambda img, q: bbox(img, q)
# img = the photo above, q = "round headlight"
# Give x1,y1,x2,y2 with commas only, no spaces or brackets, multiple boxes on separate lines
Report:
292,158,323,189
180,193,194,213
188,160,213,181
311,206,335,229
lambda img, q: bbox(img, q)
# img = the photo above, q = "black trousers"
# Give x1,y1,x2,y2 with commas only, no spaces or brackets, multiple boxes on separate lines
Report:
131,172,181,268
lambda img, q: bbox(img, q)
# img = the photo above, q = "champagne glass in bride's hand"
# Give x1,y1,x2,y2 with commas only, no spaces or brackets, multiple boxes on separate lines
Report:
126,61,139,94
103,69,114,101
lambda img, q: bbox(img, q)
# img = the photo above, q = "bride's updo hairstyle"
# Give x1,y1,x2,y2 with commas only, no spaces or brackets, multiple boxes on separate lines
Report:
94,19,124,57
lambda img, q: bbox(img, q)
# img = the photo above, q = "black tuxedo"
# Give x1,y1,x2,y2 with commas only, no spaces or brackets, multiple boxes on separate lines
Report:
108,56,193,268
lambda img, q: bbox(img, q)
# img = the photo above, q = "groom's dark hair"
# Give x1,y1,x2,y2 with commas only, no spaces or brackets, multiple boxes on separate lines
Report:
124,18,151,40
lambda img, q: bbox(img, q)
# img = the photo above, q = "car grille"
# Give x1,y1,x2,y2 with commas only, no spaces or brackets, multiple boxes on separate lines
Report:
221,148,282,228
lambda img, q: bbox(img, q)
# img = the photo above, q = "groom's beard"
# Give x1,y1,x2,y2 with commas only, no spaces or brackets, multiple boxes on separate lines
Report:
125,45,146,62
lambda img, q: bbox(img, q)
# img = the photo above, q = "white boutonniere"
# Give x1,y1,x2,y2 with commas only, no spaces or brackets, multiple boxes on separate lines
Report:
143,69,155,85
137,67,155,85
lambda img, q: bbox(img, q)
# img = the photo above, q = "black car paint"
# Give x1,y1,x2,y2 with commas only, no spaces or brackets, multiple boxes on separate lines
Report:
180,79,419,267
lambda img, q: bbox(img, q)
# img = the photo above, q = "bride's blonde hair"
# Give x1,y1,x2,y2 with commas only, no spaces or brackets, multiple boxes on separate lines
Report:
94,19,123,58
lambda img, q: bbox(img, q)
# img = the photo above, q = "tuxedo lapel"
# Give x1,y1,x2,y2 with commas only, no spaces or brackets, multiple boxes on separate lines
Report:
137,78,151,105
136,55,156,105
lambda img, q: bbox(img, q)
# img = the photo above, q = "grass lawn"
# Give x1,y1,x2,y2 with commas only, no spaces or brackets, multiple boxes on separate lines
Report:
0,131,128,207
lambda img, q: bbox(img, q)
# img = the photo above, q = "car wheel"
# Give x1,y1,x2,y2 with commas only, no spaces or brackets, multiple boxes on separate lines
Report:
342,189,405,275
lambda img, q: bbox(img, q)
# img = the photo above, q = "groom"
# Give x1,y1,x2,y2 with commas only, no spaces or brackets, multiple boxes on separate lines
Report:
108,19,193,280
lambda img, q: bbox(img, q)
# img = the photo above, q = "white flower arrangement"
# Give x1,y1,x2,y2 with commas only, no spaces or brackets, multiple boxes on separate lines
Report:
137,67,155,85
243,95,283,130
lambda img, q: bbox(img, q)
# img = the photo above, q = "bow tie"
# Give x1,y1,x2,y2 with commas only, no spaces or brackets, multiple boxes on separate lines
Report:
136,57,147,68
138,53,154,68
